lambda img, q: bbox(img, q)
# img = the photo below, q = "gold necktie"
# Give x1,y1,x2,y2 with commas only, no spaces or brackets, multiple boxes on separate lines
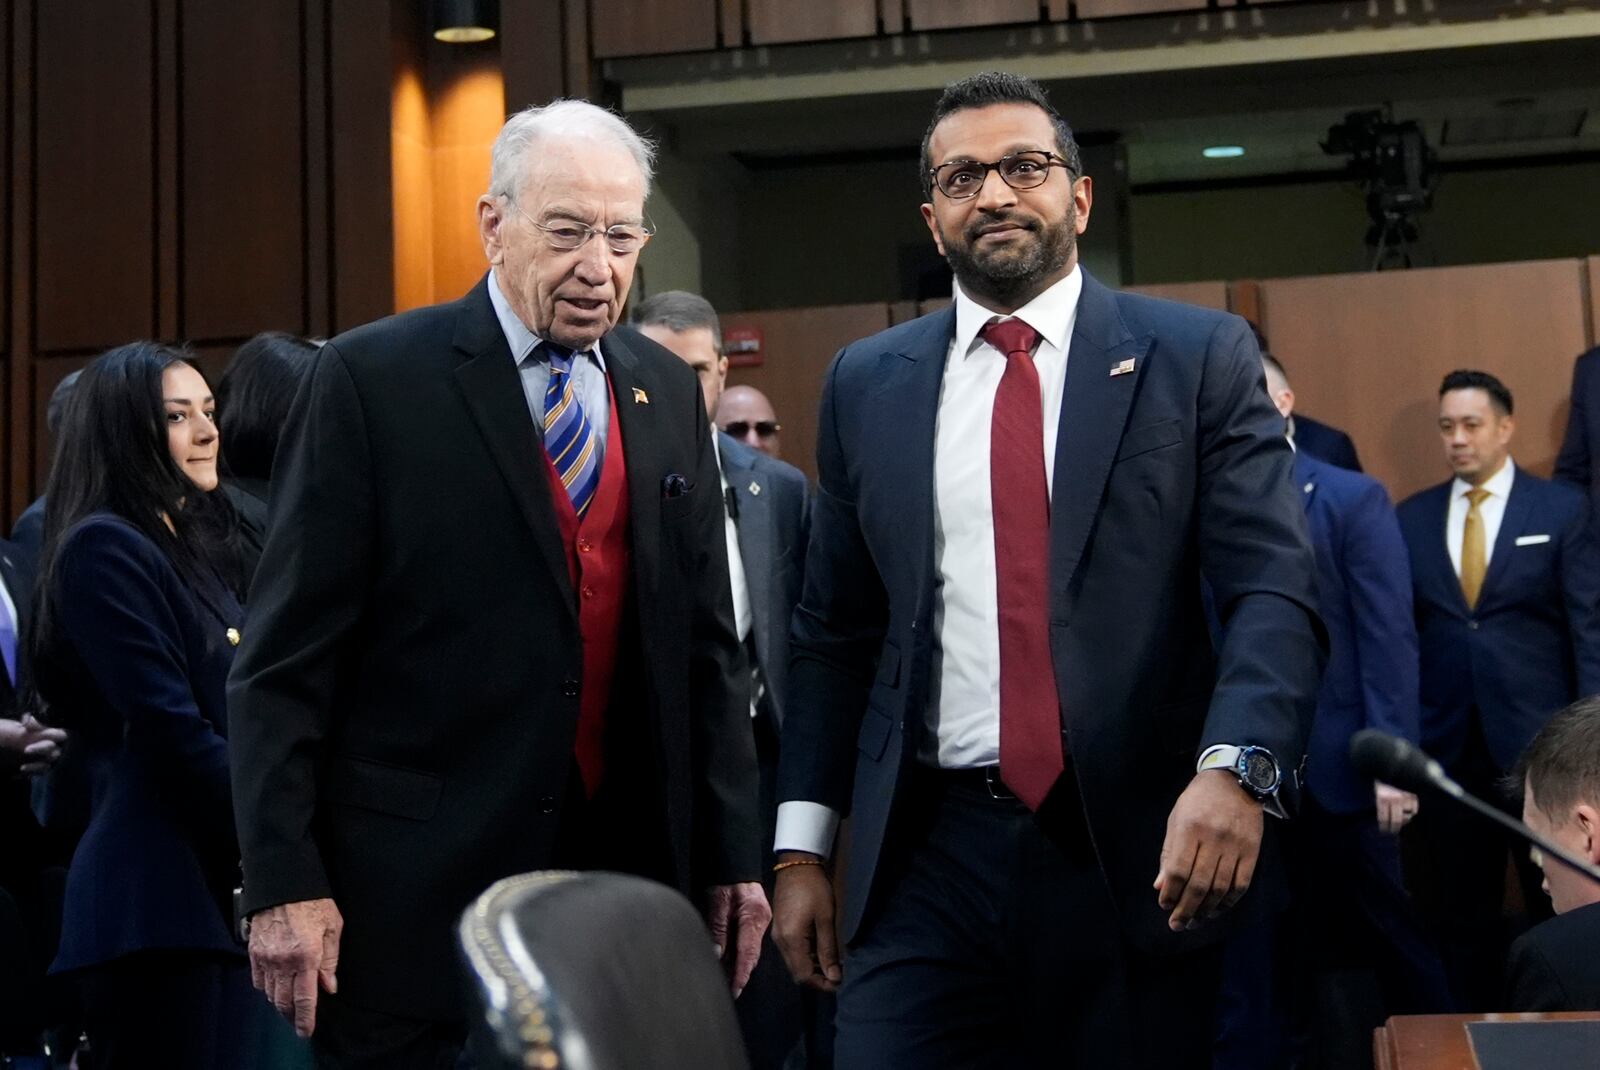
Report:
1460,487,1492,610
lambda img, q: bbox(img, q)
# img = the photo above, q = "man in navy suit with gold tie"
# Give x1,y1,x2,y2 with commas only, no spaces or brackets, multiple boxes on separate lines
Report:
1397,369,1600,1009
769,71,1323,1067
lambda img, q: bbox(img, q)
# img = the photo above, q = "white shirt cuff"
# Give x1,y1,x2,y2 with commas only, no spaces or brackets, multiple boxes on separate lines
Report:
774,801,841,858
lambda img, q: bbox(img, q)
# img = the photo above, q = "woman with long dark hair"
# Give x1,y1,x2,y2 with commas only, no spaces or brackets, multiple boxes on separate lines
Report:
215,332,319,575
30,342,263,1068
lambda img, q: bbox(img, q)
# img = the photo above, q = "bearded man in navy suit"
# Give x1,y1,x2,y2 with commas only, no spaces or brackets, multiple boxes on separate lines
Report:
1397,368,1600,1009
769,71,1323,1068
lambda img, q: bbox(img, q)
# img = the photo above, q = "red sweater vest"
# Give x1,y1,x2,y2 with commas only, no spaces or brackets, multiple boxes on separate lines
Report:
540,385,631,796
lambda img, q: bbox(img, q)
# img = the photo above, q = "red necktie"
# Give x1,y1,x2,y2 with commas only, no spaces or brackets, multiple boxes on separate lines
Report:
981,318,1065,810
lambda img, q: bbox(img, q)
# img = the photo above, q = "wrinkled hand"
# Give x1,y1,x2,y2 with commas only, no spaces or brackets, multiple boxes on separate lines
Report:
771,854,841,993
0,715,67,776
1155,770,1264,932
706,881,771,998
249,897,343,1038
1375,781,1419,835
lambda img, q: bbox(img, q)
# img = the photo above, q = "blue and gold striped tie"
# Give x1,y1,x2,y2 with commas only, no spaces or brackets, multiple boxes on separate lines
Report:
543,343,601,518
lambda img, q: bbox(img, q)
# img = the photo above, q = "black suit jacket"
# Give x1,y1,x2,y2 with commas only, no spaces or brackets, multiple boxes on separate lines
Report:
1506,899,1600,1011
1293,414,1362,473
779,270,1324,953
228,277,758,1020
717,431,810,729
1555,346,1600,510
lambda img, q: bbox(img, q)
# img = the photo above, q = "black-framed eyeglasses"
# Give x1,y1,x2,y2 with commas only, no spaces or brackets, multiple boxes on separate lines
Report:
928,150,1075,200
510,201,656,255
723,420,781,438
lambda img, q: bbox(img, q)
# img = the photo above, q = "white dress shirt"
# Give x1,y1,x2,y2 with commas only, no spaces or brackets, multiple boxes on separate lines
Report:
488,270,610,464
774,268,1083,857
713,433,755,646
1446,458,1515,577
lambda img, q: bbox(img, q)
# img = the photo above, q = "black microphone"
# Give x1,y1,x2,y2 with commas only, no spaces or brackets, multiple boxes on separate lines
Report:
1349,729,1457,799
1349,729,1600,884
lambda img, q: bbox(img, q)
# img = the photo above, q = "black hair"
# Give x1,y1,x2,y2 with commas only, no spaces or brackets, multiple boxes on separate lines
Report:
1440,369,1513,416
217,332,319,482
1510,695,1600,817
29,342,243,722
633,291,723,353
920,71,1082,200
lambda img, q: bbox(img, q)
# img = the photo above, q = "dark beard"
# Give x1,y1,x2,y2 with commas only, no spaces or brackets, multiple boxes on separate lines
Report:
942,207,1076,310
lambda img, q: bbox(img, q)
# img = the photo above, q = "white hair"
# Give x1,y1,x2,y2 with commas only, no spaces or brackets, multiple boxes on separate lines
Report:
488,98,656,204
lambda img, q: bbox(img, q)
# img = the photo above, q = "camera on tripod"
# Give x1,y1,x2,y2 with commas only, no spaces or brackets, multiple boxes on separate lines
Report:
1321,108,1438,270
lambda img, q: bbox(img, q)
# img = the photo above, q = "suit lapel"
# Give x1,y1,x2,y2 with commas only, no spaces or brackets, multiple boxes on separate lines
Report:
1050,273,1153,597
873,309,953,628
1423,485,1469,615
603,332,669,607
1477,468,1534,612
450,278,577,624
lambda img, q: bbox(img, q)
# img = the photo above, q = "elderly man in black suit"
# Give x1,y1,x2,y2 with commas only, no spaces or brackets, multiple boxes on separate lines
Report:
229,100,766,1069
633,290,819,1069
1507,695,1600,1011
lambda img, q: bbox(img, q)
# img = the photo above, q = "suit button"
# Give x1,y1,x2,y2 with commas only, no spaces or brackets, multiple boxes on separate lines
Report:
539,796,558,814
577,539,592,553
581,585,595,600
562,678,579,697
1468,620,1479,630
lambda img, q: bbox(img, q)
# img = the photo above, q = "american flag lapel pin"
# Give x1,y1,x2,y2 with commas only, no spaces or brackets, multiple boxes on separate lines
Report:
632,387,650,404
1109,358,1136,377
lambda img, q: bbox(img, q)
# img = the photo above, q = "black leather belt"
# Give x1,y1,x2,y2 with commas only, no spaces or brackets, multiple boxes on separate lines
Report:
928,765,1018,801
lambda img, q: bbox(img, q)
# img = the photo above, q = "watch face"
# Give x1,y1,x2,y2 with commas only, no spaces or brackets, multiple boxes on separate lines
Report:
1242,751,1278,791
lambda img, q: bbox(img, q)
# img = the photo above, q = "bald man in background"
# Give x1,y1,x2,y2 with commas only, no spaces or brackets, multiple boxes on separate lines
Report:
717,385,784,460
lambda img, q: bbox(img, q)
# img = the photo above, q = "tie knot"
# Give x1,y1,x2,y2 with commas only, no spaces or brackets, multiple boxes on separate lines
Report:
1466,487,1491,508
541,339,578,373
980,318,1040,361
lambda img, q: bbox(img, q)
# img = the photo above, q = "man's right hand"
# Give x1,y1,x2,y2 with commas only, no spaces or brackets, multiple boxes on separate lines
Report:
771,852,842,993
248,897,343,1038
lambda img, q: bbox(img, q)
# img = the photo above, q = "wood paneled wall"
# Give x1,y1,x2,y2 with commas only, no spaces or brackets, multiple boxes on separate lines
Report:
721,303,893,482
3,0,394,524
1259,259,1594,503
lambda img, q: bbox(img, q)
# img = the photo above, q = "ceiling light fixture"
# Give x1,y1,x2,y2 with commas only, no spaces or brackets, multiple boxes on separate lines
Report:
433,0,498,43
1202,145,1246,159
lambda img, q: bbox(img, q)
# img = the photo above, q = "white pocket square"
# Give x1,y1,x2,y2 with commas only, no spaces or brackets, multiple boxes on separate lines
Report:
1515,534,1551,546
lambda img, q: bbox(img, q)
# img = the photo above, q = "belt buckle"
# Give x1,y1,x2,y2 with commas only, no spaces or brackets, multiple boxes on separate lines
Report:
983,766,1013,800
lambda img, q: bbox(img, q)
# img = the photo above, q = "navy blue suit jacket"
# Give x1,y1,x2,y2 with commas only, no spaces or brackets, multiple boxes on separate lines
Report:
778,270,1324,955
1396,468,1600,772
36,515,244,973
1295,451,1419,813
1555,346,1600,511
1294,415,1362,473
718,432,810,729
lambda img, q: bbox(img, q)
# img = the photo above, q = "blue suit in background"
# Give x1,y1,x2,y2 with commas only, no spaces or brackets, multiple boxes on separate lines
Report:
1396,466,1600,1009
1292,414,1362,474
1555,346,1600,517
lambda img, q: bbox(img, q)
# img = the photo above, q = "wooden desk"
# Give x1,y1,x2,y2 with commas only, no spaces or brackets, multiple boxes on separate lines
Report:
1374,1012,1600,1070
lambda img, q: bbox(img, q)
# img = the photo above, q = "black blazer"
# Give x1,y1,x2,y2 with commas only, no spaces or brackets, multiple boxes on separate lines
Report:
228,277,757,1021
1555,346,1600,510
1396,470,1600,771
779,270,1324,954
716,431,810,729
1506,900,1600,1011
36,515,244,973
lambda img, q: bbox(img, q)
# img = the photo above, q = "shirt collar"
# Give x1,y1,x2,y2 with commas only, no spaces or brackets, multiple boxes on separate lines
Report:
1452,456,1516,501
487,269,607,371
952,264,1082,361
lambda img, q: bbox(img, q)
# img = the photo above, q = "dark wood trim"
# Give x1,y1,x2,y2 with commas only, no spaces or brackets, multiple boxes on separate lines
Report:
156,0,180,341
304,0,331,336
5,0,33,523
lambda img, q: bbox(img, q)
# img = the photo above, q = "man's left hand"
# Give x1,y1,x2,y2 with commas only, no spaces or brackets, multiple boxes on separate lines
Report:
1154,769,1264,932
1375,782,1419,834
706,881,771,998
